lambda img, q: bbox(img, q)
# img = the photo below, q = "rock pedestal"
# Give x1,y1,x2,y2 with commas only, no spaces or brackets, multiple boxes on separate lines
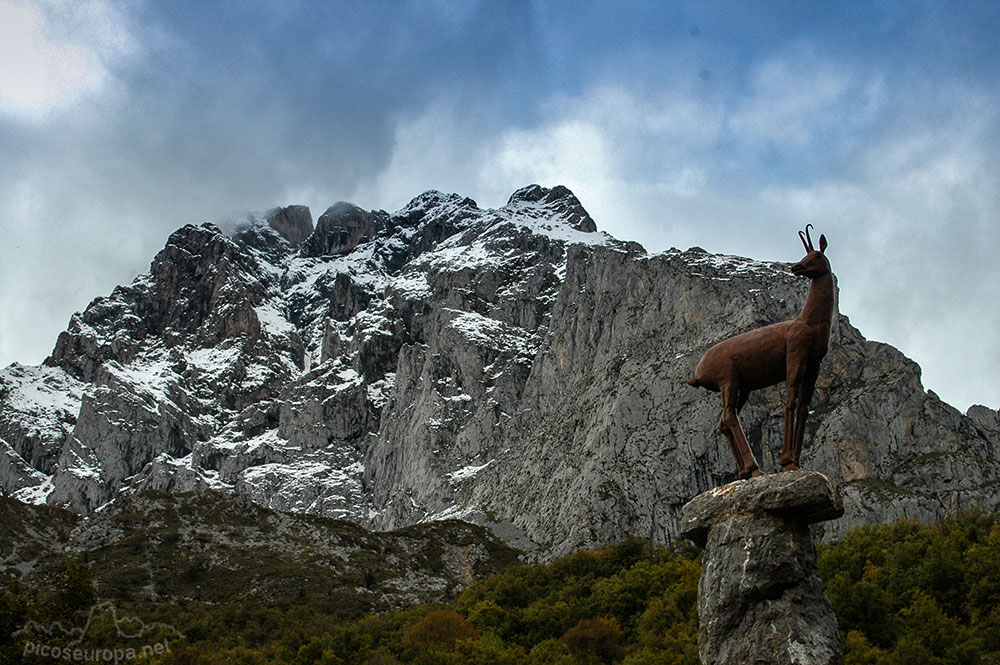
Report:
680,471,844,665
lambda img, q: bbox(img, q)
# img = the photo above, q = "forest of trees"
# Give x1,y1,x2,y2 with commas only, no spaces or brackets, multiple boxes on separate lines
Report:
3,510,999,664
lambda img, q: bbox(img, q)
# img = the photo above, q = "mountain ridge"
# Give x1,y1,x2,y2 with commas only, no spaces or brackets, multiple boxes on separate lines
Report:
2,184,998,560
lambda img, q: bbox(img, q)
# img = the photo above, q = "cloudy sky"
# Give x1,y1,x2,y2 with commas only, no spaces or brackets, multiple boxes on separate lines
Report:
1,1,997,412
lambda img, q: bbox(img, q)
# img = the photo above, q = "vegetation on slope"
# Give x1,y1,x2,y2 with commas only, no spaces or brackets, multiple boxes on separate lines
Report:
817,511,1000,664
2,508,999,664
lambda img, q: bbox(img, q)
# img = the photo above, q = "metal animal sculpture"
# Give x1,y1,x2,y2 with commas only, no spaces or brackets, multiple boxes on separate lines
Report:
686,226,833,479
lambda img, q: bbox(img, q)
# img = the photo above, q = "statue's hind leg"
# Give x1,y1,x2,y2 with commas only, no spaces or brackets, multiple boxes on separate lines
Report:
719,384,762,479
717,414,743,478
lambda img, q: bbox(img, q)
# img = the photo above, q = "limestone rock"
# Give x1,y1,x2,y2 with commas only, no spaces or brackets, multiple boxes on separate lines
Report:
464,243,1000,558
681,471,843,665
2,184,999,563
301,202,388,257
265,205,314,246
506,184,598,232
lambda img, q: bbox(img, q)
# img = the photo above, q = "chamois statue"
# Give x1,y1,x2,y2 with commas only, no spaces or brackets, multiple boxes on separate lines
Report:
686,226,833,479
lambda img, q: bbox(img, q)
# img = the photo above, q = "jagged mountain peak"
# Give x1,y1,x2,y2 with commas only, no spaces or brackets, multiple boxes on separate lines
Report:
505,184,597,233
395,190,480,223
3,184,1000,561
303,203,389,258
217,205,315,245
319,200,376,219
166,220,229,249
264,205,314,246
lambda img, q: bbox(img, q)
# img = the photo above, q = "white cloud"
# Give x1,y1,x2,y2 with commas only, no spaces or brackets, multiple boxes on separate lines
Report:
727,50,885,149
491,121,614,199
476,86,727,249
349,103,499,212
354,85,726,219
359,78,999,411
0,0,136,116
760,100,1000,412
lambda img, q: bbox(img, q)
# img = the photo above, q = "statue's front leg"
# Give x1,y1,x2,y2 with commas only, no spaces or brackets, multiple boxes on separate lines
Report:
780,382,799,470
788,367,818,470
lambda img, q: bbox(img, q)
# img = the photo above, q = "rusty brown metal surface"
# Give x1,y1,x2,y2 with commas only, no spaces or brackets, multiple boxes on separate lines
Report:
687,226,834,479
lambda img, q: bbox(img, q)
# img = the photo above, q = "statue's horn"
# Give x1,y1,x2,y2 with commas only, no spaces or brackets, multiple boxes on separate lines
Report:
799,224,814,251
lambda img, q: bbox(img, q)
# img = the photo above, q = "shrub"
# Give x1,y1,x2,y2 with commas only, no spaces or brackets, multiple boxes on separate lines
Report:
402,609,478,653
561,617,626,664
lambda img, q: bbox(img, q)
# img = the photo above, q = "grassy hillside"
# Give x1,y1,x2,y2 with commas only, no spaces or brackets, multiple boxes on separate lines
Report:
2,498,999,664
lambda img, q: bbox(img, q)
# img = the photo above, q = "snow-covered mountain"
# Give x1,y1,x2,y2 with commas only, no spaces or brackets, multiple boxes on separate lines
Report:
2,184,999,559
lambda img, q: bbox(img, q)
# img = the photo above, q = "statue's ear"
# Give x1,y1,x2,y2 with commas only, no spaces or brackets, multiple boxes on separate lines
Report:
819,234,828,253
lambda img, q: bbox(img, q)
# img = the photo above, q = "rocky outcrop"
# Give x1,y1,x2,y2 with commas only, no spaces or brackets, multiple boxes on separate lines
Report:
301,202,388,257
2,184,999,562
681,471,843,665
265,205,313,246
506,184,598,232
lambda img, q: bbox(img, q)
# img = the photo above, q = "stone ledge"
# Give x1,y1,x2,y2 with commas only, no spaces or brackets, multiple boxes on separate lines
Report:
680,470,843,548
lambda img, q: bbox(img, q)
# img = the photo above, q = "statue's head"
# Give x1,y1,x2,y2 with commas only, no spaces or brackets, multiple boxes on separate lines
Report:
791,224,830,279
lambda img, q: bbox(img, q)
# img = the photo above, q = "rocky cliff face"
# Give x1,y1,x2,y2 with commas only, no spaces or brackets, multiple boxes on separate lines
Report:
2,185,998,559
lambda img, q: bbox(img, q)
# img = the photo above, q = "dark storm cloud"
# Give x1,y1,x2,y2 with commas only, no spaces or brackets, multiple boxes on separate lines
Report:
0,0,555,365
